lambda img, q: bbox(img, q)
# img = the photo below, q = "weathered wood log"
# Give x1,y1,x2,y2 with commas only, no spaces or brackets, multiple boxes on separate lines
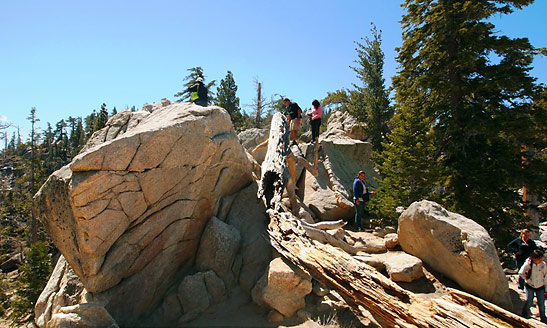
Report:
301,219,346,231
257,112,289,210
267,210,544,328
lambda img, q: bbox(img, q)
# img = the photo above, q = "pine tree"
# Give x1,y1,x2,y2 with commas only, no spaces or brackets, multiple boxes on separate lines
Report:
94,103,109,131
174,67,216,103
215,71,243,130
26,108,39,242
84,110,97,139
376,0,541,242
351,24,392,152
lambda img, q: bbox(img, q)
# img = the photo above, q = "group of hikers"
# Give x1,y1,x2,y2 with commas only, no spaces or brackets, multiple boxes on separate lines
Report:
508,228,547,323
187,79,323,144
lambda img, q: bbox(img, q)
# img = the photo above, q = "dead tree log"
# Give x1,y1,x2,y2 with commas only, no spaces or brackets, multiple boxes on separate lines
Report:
257,112,289,210
267,211,544,328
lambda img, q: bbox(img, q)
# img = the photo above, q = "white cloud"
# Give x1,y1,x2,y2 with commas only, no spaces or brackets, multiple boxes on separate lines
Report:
0,115,8,123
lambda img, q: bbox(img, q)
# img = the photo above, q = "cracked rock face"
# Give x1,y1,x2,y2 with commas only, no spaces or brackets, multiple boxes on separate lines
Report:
398,200,512,310
34,103,253,326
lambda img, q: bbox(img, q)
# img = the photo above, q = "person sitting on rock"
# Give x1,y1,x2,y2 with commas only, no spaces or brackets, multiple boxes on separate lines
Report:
187,77,208,106
353,170,374,231
508,228,537,290
519,249,547,323
283,98,302,146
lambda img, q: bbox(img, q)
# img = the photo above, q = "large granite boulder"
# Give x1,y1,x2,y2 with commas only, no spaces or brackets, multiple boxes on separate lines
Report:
300,137,379,221
196,216,241,287
251,258,312,317
323,110,366,141
398,200,512,310
34,103,253,326
224,182,272,293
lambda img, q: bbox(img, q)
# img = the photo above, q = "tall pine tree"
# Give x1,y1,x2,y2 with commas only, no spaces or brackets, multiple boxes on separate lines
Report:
215,71,243,130
376,0,542,242
351,24,392,151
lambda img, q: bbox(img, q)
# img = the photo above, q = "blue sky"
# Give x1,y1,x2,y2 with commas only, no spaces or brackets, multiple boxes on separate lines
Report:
1,0,546,139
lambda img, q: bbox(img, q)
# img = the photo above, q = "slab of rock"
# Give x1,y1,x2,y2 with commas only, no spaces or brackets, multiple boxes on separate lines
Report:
384,253,424,282
353,255,385,271
35,256,87,328
398,200,512,310
48,303,118,328
196,216,241,287
34,103,253,326
251,258,312,317
384,233,399,249
225,182,272,293
300,137,378,221
238,128,269,151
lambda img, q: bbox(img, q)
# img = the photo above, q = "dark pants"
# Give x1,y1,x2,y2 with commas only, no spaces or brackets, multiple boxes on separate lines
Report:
311,118,321,141
194,99,208,107
354,201,367,230
522,285,547,323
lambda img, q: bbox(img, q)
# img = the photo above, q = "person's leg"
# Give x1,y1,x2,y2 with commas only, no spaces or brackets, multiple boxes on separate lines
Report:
362,202,370,229
522,285,534,318
311,119,320,141
538,287,546,323
354,202,364,230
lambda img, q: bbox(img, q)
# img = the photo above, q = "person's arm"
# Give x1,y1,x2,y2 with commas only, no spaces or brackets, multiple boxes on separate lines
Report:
507,237,519,252
519,259,531,281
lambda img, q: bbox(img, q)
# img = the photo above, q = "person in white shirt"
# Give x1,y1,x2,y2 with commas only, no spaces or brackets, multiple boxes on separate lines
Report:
519,249,547,323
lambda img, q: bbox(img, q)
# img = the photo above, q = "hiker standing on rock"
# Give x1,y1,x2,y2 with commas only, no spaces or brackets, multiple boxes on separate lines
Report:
187,77,208,106
519,249,547,323
283,98,302,146
508,228,537,290
353,171,374,231
308,99,322,143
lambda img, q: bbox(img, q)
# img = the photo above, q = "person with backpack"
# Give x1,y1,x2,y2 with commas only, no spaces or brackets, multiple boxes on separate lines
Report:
353,170,374,231
519,249,547,323
308,99,322,143
508,228,537,290
283,98,302,146
187,77,208,106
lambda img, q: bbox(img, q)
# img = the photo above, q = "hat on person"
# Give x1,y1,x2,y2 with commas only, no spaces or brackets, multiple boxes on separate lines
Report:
196,77,204,82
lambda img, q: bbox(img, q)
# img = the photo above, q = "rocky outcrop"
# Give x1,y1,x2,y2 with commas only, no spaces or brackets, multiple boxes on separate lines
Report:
238,128,269,164
300,138,378,221
252,258,312,317
34,103,253,326
35,256,88,328
323,110,366,141
196,216,240,287
47,304,118,328
398,200,512,310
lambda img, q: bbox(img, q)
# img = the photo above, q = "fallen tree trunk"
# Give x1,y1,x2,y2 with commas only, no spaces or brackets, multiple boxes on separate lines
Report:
267,211,544,328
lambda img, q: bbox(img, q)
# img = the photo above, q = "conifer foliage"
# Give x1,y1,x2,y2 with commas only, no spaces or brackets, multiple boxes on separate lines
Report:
215,71,244,131
373,0,544,241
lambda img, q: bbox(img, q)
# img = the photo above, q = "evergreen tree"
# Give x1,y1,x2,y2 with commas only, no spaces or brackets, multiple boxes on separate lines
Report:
84,110,97,139
111,106,118,116
26,108,39,242
215,71,243,130
375,0,542,243
351,24,392,151
94,103,109,131
174,67,216,103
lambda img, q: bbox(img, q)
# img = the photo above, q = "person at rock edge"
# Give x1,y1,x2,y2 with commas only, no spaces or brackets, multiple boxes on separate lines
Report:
308,99,322,143
283,98,302,146
508,228,537,290
519,249,547,323
187,77,208,106
353,170,374,231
